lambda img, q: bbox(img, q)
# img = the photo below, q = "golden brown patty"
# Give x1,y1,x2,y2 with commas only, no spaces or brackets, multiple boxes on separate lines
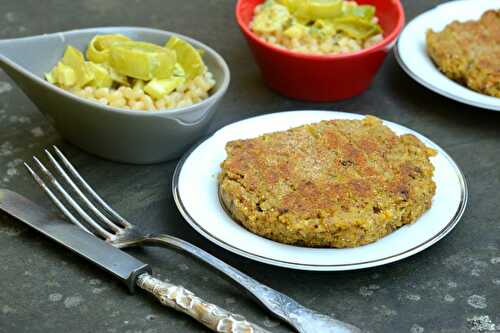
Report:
219,116,437,248
426,10,500,98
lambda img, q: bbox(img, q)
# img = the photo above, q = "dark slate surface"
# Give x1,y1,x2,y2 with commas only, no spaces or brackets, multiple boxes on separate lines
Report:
0,1,499,332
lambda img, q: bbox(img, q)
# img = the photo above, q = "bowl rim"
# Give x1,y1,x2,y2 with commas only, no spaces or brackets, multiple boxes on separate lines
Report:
235,0,406,60
6,26,230,118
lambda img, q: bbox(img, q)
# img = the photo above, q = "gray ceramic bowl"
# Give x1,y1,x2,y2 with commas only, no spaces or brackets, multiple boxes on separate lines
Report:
0,27,230,164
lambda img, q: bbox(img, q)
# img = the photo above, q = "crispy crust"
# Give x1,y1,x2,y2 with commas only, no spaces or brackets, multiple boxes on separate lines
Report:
426,10,500,97
219,116,437,248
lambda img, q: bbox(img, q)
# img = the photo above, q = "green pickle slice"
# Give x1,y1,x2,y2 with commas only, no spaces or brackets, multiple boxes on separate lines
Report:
86,34,130,64
110,41,176,81
165,36,205,80
342,4,376,20
144,77,185,99
86,62,113,88
105,65,130,86
61,46,94,88
46,62,77,87
294,0,343,19
173,63,186,77
276,0,299,12
332,16,382,40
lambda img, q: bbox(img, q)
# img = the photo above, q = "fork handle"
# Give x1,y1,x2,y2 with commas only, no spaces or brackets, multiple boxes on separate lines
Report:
137,273,270,333
139,235,361,333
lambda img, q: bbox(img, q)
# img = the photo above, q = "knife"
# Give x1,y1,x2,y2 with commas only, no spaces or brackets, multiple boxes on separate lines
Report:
0,189,270,333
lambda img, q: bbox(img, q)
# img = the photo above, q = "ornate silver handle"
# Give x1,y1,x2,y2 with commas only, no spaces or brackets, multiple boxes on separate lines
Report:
136,273,270,333
140,235,361,333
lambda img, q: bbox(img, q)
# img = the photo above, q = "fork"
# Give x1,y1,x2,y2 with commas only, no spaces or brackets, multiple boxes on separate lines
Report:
25,146,361,333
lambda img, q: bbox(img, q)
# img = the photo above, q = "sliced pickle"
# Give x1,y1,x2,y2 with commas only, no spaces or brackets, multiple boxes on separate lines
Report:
144,77,185,99
61,45,85,67
109,41,176,80
173,63,186,77
86,34,130,64
342,4,376,20
56,64,77,87
86,62,113,88
103,64,129,86
165,36,204,80
47,62,77,87
61,46,94,88
294,0,343,19
333,16,382,39
275,0,299,12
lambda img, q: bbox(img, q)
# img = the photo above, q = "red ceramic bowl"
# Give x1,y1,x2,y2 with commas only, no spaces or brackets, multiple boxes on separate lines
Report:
236,0,405,101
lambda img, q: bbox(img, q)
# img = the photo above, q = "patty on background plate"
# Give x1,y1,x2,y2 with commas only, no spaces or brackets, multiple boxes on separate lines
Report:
426,10,500,98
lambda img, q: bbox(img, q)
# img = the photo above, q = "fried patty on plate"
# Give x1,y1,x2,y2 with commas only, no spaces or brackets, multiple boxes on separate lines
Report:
219,116,437,248
426,10,500,97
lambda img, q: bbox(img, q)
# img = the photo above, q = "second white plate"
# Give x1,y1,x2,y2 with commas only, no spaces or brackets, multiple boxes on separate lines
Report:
395,0,500,111
173,111,467,271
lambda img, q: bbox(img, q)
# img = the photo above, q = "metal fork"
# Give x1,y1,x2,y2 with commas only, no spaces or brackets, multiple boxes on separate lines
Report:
25,146,360,333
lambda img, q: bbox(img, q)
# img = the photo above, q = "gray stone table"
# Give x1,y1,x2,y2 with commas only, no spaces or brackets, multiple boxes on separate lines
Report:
0,1,499,332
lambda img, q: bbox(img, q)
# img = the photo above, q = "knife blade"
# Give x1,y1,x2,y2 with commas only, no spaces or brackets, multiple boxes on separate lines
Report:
0,189,151,292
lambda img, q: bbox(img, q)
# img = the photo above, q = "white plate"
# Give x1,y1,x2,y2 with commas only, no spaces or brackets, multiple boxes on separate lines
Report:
395,0,500,111
173,111,467,271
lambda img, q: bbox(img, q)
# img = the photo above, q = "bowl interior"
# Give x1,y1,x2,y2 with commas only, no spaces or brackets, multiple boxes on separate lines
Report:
1,27,228,101
237,0,404,46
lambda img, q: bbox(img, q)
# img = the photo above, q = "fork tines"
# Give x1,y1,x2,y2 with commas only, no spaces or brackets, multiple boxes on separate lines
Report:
24,146,129,241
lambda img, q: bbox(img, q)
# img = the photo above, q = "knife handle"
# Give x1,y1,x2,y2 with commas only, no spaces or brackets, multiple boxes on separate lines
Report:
136,273,271,333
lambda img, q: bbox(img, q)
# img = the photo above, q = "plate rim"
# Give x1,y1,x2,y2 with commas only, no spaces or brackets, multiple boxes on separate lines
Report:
172,111,469,271
394,0,500,112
